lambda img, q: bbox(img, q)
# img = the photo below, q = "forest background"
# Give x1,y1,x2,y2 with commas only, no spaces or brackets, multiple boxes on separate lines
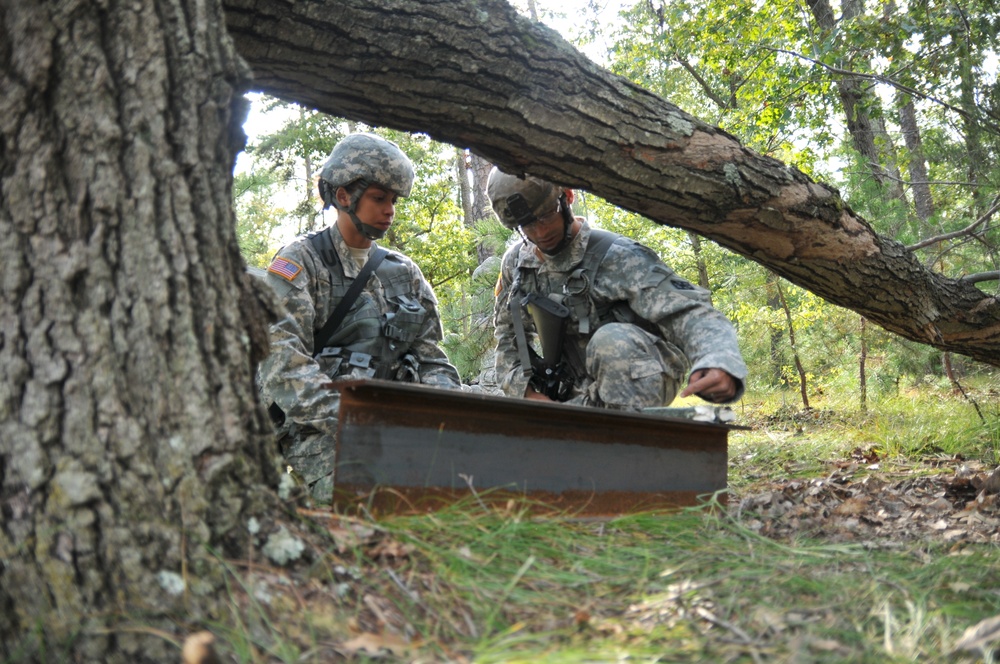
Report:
236,0,999,410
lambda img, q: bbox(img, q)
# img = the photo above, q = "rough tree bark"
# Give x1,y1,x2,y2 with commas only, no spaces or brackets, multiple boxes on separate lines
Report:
0,0,282,659
223,0,1000,366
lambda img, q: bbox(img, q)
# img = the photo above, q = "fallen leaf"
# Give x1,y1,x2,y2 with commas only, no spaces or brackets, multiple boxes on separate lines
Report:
954,614,1000,653
182,631,221,664
340,632,412,657
809,637,847,653
367,538,413,560
849,446,881,464
752,606,787,633
833,498,868,516
979,468,1000,495
926,497,952,512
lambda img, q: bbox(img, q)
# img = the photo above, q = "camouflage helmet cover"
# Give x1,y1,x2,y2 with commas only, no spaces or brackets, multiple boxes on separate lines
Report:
486,168,563,230
318,133,415,199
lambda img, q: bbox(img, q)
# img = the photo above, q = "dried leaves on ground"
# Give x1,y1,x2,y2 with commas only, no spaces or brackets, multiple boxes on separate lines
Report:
732,449,1000,546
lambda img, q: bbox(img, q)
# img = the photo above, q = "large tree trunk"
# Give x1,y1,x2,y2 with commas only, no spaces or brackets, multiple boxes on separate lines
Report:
0,0,280,658
223,0,1000,367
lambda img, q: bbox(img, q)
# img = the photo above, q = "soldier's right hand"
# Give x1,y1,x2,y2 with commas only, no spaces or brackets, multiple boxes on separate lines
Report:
524,386,554,402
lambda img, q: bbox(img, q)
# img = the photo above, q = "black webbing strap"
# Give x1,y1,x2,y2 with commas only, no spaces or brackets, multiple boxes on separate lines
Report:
509,228,618,383
312,245,389,355
511,292,534,379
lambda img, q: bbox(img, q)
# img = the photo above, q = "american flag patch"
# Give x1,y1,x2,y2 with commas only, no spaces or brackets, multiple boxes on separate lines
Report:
268,256,302,281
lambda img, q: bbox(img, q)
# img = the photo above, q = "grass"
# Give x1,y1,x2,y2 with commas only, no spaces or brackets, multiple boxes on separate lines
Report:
727,378,1000,491
240,498,997,663
9,380,1000,663
166,378,1000,663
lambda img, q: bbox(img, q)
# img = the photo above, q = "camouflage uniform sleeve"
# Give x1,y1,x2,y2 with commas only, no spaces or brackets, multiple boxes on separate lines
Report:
600,241,748,400
407,261,462,389
257,243,342,437
492,245,532,398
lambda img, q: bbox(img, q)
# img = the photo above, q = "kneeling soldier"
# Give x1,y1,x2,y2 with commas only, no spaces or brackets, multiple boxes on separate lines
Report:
258,134,461,502
488,169,747,411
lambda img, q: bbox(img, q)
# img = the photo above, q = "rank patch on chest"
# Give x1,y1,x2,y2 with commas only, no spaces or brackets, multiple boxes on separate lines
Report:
268,256,303,281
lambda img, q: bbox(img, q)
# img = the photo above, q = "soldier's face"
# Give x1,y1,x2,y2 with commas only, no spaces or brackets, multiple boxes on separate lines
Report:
355,184,399,235
521,203,564,252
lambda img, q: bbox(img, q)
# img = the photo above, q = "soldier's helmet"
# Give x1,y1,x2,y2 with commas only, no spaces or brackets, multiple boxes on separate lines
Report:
318,133,415,207
486,168,563,230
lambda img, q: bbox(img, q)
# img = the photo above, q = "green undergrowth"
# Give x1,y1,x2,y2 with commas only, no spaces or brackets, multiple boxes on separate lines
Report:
177,381,1000,663
202,495,1000,663
374,503,1000,662
16,382,997,663
727,379,1000,492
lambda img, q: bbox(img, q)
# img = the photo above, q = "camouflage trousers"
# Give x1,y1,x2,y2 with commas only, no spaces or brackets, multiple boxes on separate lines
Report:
277,425,336,504
576,322,680,411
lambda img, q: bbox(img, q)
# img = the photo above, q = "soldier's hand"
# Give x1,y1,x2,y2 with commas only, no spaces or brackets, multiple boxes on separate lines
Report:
681,368,737,402
524,385,554,402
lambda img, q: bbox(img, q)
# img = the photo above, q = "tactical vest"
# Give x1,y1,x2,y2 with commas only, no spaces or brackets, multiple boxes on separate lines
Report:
509,229,654,382
307,228,428,381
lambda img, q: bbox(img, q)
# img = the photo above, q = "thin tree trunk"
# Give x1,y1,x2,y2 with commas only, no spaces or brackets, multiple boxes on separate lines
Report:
776,280,810,410
688,231,713,304
469,151,496,264
457,148,475,225
859,316,868,412
767,273,787,386
806,0,904,203
943,352,960,392
301,107,318,233
956,30,989,217
898,94,935,226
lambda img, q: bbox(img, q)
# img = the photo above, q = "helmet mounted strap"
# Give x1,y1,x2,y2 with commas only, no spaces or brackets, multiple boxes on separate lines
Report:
330,178,385,241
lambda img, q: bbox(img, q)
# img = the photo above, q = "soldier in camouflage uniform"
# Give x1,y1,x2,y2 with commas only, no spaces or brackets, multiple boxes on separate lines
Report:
489,169,747,410
258,134,461,502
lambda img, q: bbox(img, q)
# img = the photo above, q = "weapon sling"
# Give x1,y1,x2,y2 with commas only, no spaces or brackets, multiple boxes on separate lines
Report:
310,234,389,355
509,228,618,386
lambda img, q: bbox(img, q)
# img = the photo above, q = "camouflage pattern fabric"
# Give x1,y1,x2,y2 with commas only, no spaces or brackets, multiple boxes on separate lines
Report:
318,133,414,197
258,223,461,502
575,322,679,409
494,220,747,410
487,171,562,230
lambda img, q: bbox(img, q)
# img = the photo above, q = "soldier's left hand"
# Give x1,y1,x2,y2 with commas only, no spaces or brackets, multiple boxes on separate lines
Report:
680,368,737,402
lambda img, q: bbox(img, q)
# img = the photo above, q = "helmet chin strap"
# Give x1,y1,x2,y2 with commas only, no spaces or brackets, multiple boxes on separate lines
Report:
336,179,386,241
350,210,386,241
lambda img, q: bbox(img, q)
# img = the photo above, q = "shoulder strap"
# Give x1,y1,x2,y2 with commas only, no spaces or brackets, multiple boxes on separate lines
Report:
308,227,339,269
565,229,617,335
580,228,616,274
312,237,389,355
